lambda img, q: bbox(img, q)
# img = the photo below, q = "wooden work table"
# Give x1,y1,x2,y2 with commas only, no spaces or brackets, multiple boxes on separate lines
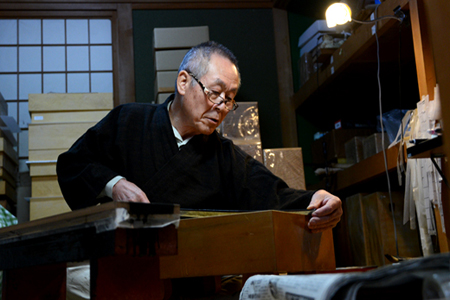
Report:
0,204,335,300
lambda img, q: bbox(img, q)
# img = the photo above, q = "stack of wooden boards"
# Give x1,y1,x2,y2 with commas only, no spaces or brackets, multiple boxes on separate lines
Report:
0,92,19,213
28,93,113,220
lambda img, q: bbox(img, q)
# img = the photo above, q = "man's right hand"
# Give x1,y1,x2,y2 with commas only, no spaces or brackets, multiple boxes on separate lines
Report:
112,178,150,203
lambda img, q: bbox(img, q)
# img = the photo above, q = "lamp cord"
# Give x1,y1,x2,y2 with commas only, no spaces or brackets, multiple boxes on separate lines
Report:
353,15,403,24
375,4,400,258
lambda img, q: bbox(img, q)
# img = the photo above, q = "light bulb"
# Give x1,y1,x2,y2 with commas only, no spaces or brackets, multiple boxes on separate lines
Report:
326,3,352,28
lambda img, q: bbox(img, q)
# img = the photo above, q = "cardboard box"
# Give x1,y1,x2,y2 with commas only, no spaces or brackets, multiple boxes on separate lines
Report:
31,110,109,124
155,71,177,94
312,128,375,164
263,148,306,190
155,49,188,71
28,122,95,150
30,196,71,220
28,93,113,112
153,26,209,50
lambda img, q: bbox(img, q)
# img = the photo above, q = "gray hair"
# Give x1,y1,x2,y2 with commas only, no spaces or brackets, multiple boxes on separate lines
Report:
177,41,241,90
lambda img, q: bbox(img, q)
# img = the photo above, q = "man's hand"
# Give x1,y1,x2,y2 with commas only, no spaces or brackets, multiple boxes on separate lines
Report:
112,178,150,203
306,189,342,233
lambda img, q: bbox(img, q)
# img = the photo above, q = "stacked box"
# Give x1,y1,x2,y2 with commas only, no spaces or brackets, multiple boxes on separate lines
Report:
218,102,262,163
28,93,113,220
345,136,366,164
263,148,306,190
345,192,422,267
363,132,390,159
153,26,209,103
312,128,375,164
0,93,19,208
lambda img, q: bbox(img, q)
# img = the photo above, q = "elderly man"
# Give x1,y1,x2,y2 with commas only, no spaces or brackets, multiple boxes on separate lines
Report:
57,41,342,233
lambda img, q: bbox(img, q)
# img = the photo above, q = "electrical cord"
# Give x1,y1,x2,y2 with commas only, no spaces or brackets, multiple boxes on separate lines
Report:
374,4,400,257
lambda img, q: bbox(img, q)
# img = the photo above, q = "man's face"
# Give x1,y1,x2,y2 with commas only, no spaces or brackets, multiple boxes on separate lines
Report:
182,54,240,137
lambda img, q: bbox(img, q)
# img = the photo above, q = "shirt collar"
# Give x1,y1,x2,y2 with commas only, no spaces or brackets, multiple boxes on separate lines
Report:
168,100,192,149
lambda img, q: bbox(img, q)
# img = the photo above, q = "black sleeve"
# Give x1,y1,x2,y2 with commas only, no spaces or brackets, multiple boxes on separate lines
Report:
56,106,124,210
229,142,315,210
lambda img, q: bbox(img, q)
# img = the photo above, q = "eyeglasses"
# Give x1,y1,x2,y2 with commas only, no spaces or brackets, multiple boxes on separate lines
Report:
188,73,239,111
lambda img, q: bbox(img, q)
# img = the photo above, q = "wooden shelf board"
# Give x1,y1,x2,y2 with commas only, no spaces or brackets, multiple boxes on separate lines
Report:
335,143,401,192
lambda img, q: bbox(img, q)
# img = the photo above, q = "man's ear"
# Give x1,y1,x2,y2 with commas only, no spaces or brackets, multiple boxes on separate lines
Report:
176,70,189,96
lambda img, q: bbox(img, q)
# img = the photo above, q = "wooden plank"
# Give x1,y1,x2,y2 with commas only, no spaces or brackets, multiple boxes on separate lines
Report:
409,0,436,99
335,144,401,192
273,8,297,147
28,122,95,150
160,210,335,278
422,0,450,252
0,202,180,242
114,4,135,106
31,110,109,124
28,93,113,112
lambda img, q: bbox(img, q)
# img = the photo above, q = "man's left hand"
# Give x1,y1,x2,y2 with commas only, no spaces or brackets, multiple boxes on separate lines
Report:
306,189,342,233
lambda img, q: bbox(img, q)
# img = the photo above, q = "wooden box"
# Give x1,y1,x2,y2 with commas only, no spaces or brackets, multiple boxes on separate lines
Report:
155,49,188,71
29,162,56,177
28,93,113,112
0,138,18,164
160,210,335,278
153,26,209,50
263,148,306,190
0,180,16,203
312,128,375,164
352,192,422,266
31,176,62,198
155,71,177,94
29,196,71,221
28,122,95,150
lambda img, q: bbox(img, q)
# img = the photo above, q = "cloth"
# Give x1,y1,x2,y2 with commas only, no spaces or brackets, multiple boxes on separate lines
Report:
0,206,17,300
57,95,314,211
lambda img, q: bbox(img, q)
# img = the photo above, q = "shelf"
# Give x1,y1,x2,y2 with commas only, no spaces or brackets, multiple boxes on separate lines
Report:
334,143,401,192
293,0,416,130
406,136,443,159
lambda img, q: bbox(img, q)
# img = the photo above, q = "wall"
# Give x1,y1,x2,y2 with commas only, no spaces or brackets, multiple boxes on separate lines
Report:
133,9,283,149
